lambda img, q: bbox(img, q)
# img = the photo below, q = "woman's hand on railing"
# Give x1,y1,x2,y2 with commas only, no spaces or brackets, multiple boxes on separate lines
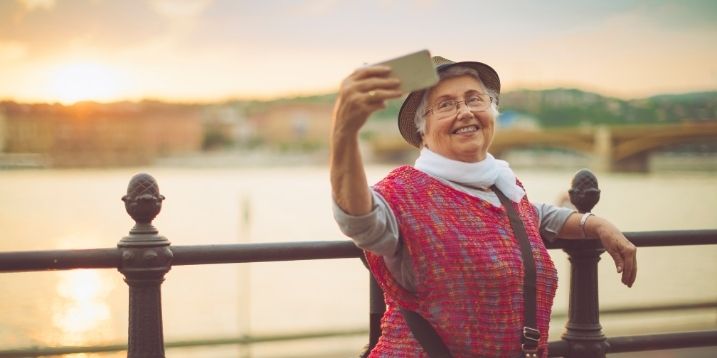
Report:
559,212,638,287
590,216,638,288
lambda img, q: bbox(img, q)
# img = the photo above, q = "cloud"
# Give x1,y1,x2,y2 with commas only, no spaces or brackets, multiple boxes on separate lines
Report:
503,4,717,97
633,0,717,29
17,0,55,11
1,0,715,101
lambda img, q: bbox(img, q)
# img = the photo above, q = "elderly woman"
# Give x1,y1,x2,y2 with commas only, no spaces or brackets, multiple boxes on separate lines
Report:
330,56,637,357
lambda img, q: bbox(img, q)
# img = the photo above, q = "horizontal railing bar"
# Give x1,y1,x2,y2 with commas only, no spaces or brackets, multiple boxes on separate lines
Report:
606,330,717,353
0,248,120,273
0,328,368,358
171,241,362,266
550,300,717,319
600,300,717,316
170,230,717,266
545,229,717,249
0,343,126,358
5,329,714,358
547,340,569,357
622,230,717,247
1,230,715,272
168,328,367,347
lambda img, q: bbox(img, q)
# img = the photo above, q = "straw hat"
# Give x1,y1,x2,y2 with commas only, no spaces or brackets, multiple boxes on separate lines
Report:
397,56,501,148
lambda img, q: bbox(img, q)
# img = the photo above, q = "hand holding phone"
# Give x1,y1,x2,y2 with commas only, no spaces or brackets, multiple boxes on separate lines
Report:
372,49,438,94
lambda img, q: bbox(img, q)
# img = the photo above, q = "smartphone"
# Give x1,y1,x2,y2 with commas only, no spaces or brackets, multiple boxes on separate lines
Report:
372,49,439,93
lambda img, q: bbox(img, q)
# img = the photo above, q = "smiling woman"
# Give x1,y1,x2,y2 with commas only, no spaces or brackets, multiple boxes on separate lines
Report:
48,61,128,104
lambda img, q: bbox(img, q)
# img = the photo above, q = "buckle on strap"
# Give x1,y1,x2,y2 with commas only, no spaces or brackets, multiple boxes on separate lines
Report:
522,326,541,343
521,326,541,357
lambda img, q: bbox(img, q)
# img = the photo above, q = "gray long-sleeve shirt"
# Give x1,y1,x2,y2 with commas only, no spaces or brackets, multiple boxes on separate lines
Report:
332,172,574,291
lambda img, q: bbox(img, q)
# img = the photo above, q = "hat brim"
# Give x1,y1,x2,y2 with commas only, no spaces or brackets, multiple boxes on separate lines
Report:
397,61,501,148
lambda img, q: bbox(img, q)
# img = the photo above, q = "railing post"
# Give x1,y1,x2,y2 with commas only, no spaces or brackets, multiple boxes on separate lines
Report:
367,275,385,353
562,169,609,358
359,254,385,357
118,173,173,358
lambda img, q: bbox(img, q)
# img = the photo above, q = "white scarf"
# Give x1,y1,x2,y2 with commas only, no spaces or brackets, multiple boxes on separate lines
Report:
414,148,526,203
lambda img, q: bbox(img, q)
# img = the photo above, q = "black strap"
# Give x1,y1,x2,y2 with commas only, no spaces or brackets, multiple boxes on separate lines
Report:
393,187,540,357
492,186,540,355
400,308,453,357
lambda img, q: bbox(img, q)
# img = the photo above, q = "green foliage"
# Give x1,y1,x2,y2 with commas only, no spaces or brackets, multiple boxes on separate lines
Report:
278,89,717,127
236,93,337,116
501,89,717,127
223,88,717,128
369,97,403,122
277,140,322,152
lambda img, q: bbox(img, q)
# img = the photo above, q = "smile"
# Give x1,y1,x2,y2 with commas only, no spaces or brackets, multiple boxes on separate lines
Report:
452,125,480,134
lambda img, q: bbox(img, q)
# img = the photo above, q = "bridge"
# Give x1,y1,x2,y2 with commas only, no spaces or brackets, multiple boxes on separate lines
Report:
369,122,717,172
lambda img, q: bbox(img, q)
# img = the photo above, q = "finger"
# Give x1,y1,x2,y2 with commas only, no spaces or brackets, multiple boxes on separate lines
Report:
628,250,637,286
363,99,388,112
608,250,624,274
621,248,636,287
621,257,631,286
355,77,401,92
365,88,403,103
353,65,392,80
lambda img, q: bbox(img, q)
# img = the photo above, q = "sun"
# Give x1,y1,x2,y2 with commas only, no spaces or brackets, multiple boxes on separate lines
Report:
49,61,126,104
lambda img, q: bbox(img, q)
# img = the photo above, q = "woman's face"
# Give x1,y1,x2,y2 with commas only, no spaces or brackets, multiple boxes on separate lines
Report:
422,75,495,163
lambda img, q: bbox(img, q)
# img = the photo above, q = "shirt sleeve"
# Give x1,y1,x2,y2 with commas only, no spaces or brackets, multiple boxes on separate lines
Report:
332,189,400,256
532,202,575,242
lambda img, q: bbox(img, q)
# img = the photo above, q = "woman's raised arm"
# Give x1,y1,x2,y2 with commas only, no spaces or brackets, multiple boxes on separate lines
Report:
330,66,401,215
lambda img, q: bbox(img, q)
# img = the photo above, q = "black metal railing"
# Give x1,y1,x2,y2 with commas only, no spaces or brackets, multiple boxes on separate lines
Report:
0,171,716,358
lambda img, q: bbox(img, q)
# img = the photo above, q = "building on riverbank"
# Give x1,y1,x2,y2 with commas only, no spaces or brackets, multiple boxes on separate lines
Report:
0,101,203,167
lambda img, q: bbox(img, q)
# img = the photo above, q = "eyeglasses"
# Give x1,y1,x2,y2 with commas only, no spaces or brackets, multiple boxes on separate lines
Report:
424,94,493,118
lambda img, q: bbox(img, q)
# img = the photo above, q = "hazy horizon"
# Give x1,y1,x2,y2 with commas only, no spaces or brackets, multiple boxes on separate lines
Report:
3,86,716,107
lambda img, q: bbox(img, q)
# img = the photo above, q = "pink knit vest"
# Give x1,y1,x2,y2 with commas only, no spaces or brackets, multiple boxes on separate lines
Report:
366,166,558,357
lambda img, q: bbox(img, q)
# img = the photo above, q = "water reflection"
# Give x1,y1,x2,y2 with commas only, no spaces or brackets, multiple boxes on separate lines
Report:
53,270,112,345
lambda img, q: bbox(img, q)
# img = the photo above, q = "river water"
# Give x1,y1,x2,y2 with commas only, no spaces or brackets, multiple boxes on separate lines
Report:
0,165,716,357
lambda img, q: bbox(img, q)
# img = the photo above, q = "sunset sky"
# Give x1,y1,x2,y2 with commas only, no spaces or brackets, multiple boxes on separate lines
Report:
1,0,716,104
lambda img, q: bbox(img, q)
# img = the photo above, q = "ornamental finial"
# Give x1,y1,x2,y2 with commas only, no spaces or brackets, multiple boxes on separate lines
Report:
568,169,600,213
122,173,165,226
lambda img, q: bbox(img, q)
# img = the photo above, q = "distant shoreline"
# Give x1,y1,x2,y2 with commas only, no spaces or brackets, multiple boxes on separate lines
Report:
1,149,716,173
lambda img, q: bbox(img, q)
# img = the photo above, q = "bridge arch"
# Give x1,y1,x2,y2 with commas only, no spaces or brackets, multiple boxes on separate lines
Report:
490,129,594,158
368,122,717,171
613,127,717,162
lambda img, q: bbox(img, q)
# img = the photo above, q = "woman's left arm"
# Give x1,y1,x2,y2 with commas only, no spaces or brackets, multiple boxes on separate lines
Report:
559,213,638,287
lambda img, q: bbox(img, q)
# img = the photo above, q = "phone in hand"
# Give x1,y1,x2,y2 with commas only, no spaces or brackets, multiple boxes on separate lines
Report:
372,49,439,93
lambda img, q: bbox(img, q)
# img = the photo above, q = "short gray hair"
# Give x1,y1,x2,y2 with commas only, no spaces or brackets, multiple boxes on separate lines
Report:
414,66,500,136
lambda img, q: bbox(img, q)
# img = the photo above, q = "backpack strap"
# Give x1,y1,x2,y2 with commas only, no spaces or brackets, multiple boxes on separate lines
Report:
493,186,541,358
400,308,453,357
